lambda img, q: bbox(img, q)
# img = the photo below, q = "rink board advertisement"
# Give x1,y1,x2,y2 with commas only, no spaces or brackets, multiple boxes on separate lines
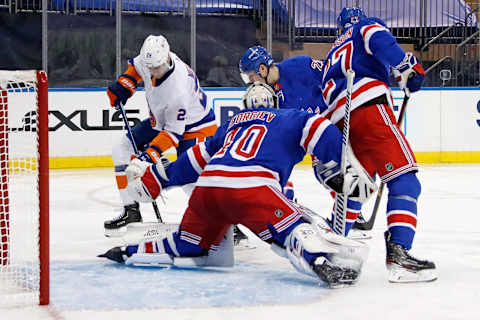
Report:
8,87,480,168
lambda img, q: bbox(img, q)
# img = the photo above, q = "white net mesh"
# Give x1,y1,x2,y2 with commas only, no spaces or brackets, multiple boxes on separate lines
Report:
0,70,41,307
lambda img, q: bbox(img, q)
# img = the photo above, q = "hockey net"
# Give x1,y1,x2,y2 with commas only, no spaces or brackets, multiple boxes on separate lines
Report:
0,70,49,306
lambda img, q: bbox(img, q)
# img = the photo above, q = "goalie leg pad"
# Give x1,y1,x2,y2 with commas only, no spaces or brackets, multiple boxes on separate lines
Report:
285,223,339,278
125,226,233,267
330,197,362,237
282,221,368,286
297,210,369,272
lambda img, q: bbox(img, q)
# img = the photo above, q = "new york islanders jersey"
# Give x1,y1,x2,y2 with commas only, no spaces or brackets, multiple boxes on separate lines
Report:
321,17,407,124
273,56,327,114
129,52,216,143
163,108,342,191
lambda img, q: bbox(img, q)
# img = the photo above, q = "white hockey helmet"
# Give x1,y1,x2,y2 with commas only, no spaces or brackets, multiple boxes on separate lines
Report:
242,82,278,109
140,35,170,69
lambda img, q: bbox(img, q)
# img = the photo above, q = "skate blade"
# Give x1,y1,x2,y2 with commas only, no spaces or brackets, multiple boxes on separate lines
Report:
104,222,144,238
387,264,438,283
104,227,127,238
347,229,372,240
328,281,358,289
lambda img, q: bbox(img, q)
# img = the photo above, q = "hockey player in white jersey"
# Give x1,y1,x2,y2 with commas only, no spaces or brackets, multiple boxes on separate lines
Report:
99,82,373,288
104,35,217,236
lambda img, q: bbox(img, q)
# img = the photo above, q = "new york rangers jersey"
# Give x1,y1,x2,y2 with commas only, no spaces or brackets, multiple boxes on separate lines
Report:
163,108,342,191
273,56,327,114
129,52,216,142
321,18,407,124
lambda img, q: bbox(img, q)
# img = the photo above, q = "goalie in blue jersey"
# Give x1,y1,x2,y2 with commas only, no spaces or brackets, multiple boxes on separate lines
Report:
99,82,375,288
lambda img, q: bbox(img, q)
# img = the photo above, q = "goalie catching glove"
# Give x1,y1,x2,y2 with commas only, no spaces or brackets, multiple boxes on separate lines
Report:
313,146,376,203
392,52,425,94
125,158,170,202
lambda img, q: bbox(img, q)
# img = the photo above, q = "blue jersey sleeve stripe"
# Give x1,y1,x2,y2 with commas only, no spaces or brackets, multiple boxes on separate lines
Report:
361,23,405,67
300,115,332,154
186,143,212,174
361,23,389,55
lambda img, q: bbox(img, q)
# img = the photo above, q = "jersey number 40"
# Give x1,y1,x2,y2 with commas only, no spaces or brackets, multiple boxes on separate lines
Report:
215,125,267,161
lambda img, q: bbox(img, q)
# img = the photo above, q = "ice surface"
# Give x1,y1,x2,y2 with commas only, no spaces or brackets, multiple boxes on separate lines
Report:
3,165,480,320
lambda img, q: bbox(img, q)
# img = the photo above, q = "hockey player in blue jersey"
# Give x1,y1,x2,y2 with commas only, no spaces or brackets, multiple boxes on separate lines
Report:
239,46,326,113
319,7,436,282
239,46,370,239
99,82,374,288
237,47,328,208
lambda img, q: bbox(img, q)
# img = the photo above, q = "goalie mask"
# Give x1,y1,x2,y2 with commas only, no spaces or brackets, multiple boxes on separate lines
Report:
141,35,171,72
242,82,278,109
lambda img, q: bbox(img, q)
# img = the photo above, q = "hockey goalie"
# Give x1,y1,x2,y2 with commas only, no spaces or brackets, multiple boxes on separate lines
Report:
99,82,375,288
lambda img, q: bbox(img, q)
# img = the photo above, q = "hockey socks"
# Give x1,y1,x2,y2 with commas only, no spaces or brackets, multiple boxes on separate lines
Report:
386,172,421,250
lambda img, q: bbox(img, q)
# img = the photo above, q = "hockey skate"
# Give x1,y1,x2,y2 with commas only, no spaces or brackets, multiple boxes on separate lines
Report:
104,202,143,237
233,225,248,245
347,213,372,240
384,231,437,283
233,225,256,250
313,256,360,288
352,212,367,230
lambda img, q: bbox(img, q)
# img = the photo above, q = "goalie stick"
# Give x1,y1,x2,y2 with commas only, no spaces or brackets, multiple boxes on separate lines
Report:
353,92,410,231
117,102,163,223
332,69,355,236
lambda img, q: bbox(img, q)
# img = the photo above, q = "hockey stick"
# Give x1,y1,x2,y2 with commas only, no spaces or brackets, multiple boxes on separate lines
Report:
116,102,163,223
332,69,355,236
353,92,410,231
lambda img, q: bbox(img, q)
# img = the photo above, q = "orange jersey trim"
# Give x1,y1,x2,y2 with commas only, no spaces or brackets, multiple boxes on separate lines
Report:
115,175,128,189
151,131,179,153
183,124,218,141
124,63,142,84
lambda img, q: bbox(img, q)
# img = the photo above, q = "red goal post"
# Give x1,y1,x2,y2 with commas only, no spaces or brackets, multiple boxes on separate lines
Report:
0,70,49,306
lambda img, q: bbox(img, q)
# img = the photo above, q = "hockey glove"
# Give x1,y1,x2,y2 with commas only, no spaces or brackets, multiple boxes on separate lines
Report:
107,74,138,108
137,145,163,164
392,52,425,93
313,159,342,193
313,160,374,204
125,158,169,202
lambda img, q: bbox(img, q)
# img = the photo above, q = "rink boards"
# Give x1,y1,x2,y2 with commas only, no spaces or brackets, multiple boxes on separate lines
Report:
9,87,480,168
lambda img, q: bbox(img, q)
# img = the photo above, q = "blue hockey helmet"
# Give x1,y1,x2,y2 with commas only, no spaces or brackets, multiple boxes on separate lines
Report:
239,46,274,84
337,7,367,33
